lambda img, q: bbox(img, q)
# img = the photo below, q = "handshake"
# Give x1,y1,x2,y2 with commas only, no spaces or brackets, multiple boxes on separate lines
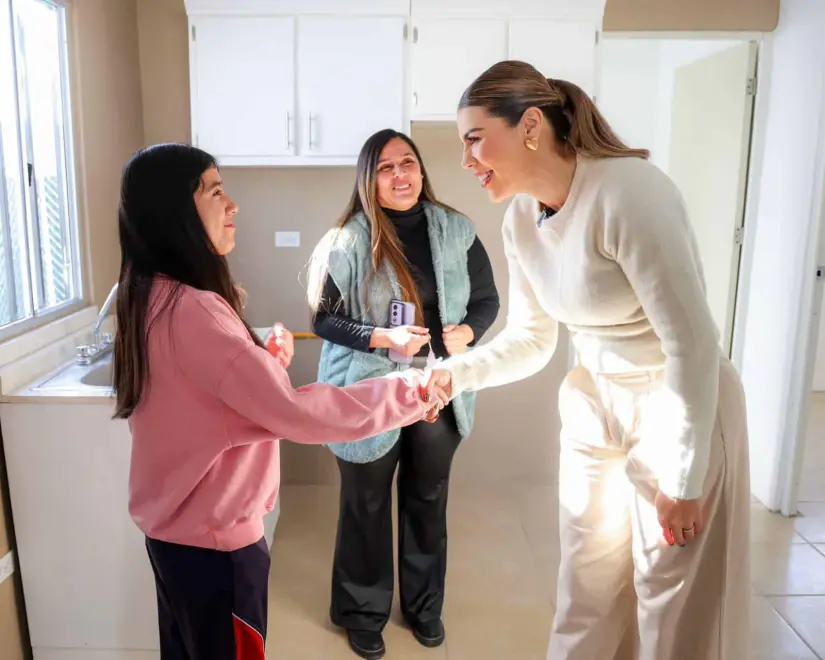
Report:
266,320,454,424
402,367,454,424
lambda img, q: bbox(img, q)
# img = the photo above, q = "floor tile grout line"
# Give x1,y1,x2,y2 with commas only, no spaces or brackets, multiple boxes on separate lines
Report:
763,596,823,660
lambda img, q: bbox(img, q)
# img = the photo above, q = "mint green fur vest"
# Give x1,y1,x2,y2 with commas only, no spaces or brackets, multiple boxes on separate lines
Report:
317,202,478,463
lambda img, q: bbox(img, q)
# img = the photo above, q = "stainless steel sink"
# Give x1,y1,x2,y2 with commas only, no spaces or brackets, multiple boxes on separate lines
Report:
31,353,114,395
79,359,113,387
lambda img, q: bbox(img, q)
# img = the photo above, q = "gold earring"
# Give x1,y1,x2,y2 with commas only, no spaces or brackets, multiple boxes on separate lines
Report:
525,137,539,151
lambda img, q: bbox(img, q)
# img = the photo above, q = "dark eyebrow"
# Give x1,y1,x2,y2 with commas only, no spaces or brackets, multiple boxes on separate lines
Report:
377,152,415,165
462,128,482,140
204,179,223,192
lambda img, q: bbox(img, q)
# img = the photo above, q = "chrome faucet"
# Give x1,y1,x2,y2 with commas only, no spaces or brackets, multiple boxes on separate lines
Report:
76,283,117,365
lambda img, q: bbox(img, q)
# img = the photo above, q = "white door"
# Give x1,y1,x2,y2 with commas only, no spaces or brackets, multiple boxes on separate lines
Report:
190,17,295,161
411,19,507,120
666,42,758,355
509,21,598,97
297,16,406,158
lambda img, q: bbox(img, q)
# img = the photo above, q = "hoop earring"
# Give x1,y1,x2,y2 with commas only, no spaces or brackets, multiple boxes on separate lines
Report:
525,137,539,151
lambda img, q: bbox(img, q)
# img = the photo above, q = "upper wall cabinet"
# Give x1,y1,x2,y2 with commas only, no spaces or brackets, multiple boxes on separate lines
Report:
410,0,607,22
190,17,296,162
184,0,410,17
411,19,507,120
185,1,409,166
184,0,608,164
296,16,405,159
409,1,604,121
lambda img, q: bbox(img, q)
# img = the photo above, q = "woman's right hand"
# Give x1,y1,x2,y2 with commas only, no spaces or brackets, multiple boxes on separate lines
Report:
394,368,450,422
370,325,430,357
425,368,453,400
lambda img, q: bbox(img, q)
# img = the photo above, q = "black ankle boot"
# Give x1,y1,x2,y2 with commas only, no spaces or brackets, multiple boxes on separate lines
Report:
346,629,385,659
410,619,445,648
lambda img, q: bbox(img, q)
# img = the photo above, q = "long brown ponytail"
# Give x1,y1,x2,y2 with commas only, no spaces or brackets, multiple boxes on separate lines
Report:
459,60,650,160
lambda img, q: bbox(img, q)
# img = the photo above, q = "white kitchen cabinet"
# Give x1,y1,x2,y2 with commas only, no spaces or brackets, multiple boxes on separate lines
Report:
189,16,296,163
508,20,598,97
411,19,507,120
297,16,406,158
188,14,408,166
410,0,607,23
185,0,410,15
185,1,606,162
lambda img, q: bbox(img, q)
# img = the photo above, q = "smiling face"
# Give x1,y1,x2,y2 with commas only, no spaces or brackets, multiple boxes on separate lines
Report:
375,137,424,211
458,106,542,203
194,167,239,256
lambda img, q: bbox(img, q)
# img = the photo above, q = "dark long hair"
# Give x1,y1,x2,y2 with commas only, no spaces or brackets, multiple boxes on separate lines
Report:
307,129,458,324
113,143,262,419
459,61,649,160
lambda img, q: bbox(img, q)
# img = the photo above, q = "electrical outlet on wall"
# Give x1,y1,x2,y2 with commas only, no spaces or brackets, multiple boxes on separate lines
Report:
275,231,300,248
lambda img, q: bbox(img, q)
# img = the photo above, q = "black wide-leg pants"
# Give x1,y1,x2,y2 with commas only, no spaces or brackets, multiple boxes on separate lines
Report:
330,405,462,632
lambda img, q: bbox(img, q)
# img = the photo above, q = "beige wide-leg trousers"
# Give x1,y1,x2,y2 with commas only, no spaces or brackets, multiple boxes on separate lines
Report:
546,357,750,660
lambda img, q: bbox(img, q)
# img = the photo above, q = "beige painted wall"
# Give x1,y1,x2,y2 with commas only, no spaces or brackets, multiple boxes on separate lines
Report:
136,0,191,145
603,0,779,32
68,0,145,308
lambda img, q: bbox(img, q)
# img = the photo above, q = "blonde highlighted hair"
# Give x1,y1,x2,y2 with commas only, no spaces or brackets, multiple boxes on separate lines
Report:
459,60,649,160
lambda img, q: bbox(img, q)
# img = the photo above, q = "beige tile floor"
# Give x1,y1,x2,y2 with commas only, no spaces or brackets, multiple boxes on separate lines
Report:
265,395,825,659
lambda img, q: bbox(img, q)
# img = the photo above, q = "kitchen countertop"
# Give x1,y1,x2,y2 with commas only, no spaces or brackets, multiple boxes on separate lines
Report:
1,356,116,404
0,327,283,404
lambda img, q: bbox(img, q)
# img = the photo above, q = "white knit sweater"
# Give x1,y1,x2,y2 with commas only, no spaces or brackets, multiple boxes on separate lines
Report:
445,156,721,500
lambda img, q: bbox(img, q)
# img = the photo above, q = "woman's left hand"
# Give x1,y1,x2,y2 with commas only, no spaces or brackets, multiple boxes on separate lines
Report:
442,324,474,355
655,490,704,547
267,323,294,369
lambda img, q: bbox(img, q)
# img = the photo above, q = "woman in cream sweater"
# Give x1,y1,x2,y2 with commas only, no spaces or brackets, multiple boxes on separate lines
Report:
427,61,750,660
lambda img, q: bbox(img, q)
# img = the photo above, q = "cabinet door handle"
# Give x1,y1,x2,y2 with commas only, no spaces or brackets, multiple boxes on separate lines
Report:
413,92,418,107
413,26,419,44
307,113,315,150
286,112,293,151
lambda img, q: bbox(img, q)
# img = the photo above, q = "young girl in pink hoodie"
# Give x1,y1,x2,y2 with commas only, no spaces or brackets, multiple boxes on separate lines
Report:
113,144,443,660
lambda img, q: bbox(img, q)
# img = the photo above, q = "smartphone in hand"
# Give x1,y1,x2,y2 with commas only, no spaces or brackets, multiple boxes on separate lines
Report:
388,300,416,365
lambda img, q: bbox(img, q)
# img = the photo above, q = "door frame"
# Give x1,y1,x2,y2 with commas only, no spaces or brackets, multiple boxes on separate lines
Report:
597,31,768,367
775,64,825,516
664,40,759,356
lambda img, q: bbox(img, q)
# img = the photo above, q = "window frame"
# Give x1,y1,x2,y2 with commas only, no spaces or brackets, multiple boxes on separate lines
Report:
0,0,85,343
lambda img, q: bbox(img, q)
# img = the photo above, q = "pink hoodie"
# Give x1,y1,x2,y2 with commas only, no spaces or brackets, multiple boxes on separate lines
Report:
128,280,427,551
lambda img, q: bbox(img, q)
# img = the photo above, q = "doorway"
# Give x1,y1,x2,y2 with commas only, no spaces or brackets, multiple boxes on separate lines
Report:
597,36,759,355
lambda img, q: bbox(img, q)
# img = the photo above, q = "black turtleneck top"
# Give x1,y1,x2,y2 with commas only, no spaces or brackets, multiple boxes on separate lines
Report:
311,203,500,359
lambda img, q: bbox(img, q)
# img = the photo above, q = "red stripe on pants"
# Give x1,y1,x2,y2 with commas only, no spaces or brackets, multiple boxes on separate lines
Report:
233,614,265,659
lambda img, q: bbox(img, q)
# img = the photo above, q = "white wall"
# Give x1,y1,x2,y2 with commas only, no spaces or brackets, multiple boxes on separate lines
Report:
736,0,825,509
599,37,742,168
598,39,660,154
600,37,753,345
814,295,825,391
652,40,743,169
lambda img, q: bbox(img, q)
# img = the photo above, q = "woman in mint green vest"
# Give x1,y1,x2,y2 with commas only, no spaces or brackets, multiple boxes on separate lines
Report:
308,129,500,660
